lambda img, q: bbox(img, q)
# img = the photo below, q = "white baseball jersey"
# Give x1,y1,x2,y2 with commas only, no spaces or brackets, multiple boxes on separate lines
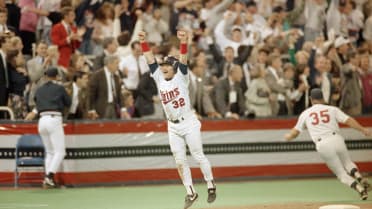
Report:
151,64,192,121
294,104,350,142
149,62,214,193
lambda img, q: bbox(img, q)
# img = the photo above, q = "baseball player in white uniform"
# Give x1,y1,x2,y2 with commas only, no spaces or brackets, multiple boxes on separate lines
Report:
285,88,371,200
138,30,216,209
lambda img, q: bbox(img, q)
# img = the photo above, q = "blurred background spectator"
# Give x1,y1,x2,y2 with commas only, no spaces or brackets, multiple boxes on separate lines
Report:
0,0,371,121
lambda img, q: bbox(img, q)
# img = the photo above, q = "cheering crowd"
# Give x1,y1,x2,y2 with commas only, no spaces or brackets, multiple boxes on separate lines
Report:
0,0,371,120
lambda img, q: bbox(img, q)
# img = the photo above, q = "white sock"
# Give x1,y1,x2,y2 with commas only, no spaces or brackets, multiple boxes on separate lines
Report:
207,180,215,189
356,183,364,193
186,185,196,195
354,172,362,181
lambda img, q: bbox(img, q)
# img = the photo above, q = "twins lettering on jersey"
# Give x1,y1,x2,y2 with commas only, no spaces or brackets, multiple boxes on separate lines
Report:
160,88,180,105
160,88,186,109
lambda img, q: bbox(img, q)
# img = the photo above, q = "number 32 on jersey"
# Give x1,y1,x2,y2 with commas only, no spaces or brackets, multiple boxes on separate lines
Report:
172,98,185,109
309,110,330,125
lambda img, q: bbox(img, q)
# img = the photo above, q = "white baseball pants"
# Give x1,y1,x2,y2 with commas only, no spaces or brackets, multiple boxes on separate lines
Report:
38,114,66,174
316,133,358,187
168,115,214,189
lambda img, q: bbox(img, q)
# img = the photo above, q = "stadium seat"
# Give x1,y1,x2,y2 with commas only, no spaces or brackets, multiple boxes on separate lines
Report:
14,134,45,188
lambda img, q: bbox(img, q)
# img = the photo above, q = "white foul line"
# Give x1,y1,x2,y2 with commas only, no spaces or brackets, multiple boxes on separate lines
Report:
0,204,48,208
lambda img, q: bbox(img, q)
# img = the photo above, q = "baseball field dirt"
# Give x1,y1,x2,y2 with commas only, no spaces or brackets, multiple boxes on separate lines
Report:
202,203,372,209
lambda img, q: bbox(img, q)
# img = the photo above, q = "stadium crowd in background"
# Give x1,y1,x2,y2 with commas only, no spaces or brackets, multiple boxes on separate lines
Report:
0,0,371,121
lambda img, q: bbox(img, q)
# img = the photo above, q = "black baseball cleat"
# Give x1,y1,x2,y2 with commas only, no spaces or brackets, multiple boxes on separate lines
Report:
207,188,216,203
42,177,56,189
360,190,368,200
184,193,198,209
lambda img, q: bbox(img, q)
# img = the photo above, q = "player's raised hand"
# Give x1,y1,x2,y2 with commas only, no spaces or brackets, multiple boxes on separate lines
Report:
138,31,147,42
177,30,188,43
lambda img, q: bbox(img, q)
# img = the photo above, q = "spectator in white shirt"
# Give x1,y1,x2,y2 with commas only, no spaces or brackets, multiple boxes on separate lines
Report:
246,1,267,26
200,0,234,31
304,0,326,41
119,41,149,97
116,9,144,58
347,1,364,43
327,0,351,37
214,14,254,56
143,8,169,46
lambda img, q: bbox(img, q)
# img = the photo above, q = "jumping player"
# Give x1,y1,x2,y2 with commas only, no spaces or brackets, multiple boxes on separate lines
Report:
285,88,371,200
138,30,216,209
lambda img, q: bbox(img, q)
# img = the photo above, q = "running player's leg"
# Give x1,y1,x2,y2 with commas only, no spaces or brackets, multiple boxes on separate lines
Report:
185,127,216,203
317,140,365,194
48,117,66,174
317,141,356,187
335,138,360,178
38,117,52,175
168,131,195,195
184,127,214,188
336,137,370,190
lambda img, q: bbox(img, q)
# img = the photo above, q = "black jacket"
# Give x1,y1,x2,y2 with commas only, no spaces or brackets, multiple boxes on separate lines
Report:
35,81,71,113
135,72,158,116
8,65,29,96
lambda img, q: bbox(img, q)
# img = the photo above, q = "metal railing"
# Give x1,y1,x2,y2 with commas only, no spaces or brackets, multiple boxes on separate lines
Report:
0,106,15,120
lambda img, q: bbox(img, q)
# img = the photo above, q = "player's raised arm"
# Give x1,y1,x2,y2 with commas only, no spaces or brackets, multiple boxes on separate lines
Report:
344,117,372,137
334,107,372,137
138,31,155,65
177,30,188,65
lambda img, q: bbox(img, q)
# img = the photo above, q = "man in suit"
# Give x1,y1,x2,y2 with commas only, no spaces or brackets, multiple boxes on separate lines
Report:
50,7,83,69
27,41,50,109
65,71,89,119
0,7,10,33
94,37,118,71
0,34,11,119
339,52,362,115
189,64,221,119
235,45,253,94
135,71,162,118
209,44,236,84
309,51,333,104
88,55,123,119
211,65,246,119
265,54,289,116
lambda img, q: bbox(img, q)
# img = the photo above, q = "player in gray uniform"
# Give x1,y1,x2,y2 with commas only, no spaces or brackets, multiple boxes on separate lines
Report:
285,88,371,200
139,30,216,209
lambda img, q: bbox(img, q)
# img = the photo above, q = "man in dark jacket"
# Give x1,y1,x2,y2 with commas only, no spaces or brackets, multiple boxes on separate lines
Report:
211,65,246,119
26,67,71,188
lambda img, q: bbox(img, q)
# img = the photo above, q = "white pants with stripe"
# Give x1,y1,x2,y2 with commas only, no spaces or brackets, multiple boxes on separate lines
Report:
316,133,358,187
168,114,214,189
38,115,66,174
